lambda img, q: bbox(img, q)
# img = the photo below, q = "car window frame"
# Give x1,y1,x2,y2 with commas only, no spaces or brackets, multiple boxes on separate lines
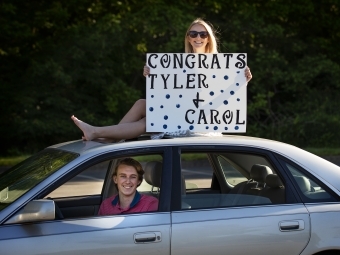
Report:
170,145,300,212
275,154,340,203
33,146,173,215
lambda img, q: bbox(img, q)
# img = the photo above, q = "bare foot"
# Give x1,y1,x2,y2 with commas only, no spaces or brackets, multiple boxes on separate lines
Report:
71,115,96,141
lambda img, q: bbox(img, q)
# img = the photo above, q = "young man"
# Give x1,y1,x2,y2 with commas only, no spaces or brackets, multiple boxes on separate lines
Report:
98,158,158,215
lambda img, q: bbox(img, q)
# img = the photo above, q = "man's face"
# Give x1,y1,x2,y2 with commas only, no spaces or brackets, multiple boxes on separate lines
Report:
113,164,141,197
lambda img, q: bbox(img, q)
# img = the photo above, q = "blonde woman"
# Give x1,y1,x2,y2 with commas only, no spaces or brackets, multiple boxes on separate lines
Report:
71,18,252,141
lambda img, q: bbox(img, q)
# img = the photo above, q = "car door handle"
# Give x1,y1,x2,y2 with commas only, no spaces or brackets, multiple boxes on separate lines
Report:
134,232,162,243
279,220,305,231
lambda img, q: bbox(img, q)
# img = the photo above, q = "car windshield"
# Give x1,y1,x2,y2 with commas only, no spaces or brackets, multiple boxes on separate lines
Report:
0,149,78,212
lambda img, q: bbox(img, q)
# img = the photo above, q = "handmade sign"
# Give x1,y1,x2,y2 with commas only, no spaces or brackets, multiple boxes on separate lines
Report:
146,53,247,133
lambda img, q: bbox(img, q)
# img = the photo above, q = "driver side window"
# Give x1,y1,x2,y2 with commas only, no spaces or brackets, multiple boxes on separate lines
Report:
45,154,163,219
46,161,109,198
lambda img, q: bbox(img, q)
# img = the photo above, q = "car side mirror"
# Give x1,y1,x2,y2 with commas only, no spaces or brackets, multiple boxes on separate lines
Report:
5,199,55,224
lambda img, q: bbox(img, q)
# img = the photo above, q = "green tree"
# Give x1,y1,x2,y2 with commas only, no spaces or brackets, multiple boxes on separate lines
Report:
0,0,339,155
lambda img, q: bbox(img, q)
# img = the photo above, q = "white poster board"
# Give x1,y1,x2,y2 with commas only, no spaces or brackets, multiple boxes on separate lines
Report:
146,53,247,133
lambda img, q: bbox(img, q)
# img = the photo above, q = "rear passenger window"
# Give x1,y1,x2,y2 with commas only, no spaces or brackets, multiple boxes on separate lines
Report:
282,161,337,202
181,151,286,210
181,153,213,191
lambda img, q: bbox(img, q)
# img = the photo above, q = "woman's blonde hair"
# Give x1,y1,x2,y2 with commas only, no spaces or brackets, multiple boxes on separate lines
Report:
184,18,219,53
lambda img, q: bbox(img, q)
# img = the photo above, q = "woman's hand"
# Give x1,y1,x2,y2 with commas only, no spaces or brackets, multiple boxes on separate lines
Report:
245,66,252,82
143,65,150,77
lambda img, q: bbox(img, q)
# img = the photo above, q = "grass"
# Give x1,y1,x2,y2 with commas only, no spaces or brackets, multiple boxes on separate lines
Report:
0,155,30,167
0,148,339,167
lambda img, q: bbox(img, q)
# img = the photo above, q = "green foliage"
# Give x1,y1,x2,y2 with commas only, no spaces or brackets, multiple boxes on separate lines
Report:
0,155,30,167
0,0,339,155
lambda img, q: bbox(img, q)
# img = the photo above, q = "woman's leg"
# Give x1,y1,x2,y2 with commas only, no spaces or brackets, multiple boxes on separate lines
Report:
118,99,146,124
71,116,146,140
71,99,146,140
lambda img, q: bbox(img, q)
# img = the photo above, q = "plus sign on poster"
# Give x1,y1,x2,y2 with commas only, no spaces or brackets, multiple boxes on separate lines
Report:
146,53,247,133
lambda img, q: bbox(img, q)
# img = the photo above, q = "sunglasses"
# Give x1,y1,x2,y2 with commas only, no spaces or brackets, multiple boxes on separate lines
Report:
187,31,209,39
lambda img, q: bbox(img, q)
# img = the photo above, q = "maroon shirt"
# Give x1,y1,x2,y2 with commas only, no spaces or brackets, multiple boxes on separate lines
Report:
98,191,158,215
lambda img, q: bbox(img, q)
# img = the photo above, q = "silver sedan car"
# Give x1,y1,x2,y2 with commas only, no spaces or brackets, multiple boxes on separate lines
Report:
1,135,340,255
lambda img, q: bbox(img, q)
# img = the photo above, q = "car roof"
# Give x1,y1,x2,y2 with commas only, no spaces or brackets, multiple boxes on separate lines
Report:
49,135,340,193
49,135,288,156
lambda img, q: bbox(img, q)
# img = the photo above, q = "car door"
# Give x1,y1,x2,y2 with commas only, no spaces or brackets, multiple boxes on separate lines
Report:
0,148,172,255
1,213,170,255
277,156,340,254
170,146,310,255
